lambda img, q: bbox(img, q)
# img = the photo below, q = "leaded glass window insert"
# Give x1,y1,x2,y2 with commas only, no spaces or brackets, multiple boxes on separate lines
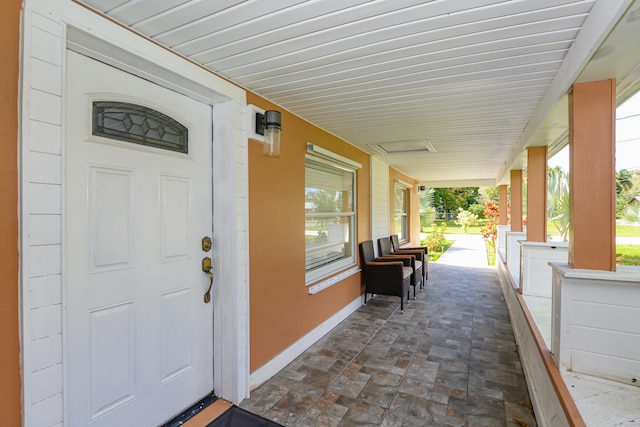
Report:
92,101,188,153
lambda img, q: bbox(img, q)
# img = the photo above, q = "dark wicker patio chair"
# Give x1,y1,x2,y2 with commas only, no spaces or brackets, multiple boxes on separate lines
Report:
359,240,412,312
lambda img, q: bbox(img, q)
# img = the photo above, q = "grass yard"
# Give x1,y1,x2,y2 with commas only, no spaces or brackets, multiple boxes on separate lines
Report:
617,245,640,266
423,219,640,266
616,224,640,238
424,239,454,262
431,219,640,238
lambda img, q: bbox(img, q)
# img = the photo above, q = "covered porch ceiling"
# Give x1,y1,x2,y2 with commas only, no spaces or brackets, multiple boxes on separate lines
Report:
78,0,640,187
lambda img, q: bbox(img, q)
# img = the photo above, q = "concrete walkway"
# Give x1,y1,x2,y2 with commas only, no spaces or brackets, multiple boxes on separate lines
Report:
436,233,490,267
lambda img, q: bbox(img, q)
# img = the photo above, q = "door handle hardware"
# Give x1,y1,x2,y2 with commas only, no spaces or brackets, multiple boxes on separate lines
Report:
202,256,213,303
204,271,213,303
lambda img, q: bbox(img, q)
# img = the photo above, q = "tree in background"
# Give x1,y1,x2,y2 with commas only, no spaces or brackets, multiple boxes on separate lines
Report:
468,203,486,218
622,203,640,223
617,169,640,217
548,166,570,241
478,186,501,205
433,187,479,218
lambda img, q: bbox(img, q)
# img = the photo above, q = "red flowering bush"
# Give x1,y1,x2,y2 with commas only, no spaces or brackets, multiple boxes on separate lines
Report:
480,200,499,251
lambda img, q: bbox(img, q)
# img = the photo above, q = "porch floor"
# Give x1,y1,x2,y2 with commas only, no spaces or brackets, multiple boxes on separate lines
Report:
240,255,538,426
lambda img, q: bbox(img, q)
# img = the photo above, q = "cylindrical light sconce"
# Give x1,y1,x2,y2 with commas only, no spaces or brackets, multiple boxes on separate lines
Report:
262,110,281,157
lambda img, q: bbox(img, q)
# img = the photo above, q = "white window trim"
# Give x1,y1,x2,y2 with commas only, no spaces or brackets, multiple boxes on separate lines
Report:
305,144,360,286
394,182,410,244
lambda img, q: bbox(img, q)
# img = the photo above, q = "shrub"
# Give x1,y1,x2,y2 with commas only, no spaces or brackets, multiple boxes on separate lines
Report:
425,222,447,255
480,200,499,253
454,208,478,233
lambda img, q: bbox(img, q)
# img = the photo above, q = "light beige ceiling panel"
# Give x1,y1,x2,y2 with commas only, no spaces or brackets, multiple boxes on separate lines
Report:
155,0,315,50
103,0,192,25
132,0,246,36
206,1,589,76
75,0,640,184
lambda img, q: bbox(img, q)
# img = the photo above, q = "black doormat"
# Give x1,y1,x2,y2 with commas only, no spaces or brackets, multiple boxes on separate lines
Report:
206,406,283,427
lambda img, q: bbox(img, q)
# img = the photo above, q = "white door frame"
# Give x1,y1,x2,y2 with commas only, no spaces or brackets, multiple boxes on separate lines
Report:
19,2,250,425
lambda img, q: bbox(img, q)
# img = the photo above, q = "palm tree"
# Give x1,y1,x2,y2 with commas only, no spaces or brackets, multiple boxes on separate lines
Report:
420,187,436,231
548,166,570,241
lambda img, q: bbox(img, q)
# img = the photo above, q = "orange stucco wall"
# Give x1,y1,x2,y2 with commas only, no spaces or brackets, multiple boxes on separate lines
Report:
389,168,420,246
247,93,371,372
1,0,23,424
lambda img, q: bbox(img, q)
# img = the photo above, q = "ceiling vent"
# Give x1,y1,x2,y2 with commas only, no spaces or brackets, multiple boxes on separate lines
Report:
368,139,436,155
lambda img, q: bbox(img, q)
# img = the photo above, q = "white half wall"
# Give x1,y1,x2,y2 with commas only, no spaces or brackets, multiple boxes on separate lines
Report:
521,241,568,297
497,224,510,260
505,231,526,286
551,263,640,385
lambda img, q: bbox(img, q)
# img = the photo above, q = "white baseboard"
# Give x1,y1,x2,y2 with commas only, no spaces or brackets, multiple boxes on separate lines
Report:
249,295,363,391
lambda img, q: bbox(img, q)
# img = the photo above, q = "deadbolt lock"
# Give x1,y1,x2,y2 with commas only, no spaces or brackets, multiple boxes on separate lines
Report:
202,236,212,252
202,256,212,273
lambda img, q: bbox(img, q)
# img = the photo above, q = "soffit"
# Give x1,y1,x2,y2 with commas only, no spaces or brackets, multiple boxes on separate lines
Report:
77,0,639,186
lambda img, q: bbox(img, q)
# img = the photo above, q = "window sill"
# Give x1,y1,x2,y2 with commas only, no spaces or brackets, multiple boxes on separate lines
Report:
307,266,361,295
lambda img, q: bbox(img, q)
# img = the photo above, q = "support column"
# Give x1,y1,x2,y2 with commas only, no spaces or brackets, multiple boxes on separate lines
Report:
510,170,523,232
527,146,548,242
499,185,508,225
569,79,616,271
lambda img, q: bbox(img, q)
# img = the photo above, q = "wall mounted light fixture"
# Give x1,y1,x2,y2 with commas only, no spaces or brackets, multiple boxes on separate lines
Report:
247,104,282,157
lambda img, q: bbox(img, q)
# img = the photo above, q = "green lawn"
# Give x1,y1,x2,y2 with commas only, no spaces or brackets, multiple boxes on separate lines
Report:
617,245,640,266
423,219,640,266
429,219,640,238
424,239,454,262
616,224,640,237
547,221,640,238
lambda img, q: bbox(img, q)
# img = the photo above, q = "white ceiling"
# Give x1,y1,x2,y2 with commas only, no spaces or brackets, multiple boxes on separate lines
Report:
79,0,640,186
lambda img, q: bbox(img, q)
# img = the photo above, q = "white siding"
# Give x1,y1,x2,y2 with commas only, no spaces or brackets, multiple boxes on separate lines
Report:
21,10,65,427
371,156,390,256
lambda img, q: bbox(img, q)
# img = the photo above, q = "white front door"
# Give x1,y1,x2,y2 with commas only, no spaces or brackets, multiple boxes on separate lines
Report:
65,51,214,426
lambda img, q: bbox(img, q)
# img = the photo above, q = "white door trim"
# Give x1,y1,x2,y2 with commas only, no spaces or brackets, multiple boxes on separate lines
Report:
19,2,249,425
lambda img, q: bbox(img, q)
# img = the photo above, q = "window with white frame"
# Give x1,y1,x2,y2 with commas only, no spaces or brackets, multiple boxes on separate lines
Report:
394,185,409,243
305,157,356,284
